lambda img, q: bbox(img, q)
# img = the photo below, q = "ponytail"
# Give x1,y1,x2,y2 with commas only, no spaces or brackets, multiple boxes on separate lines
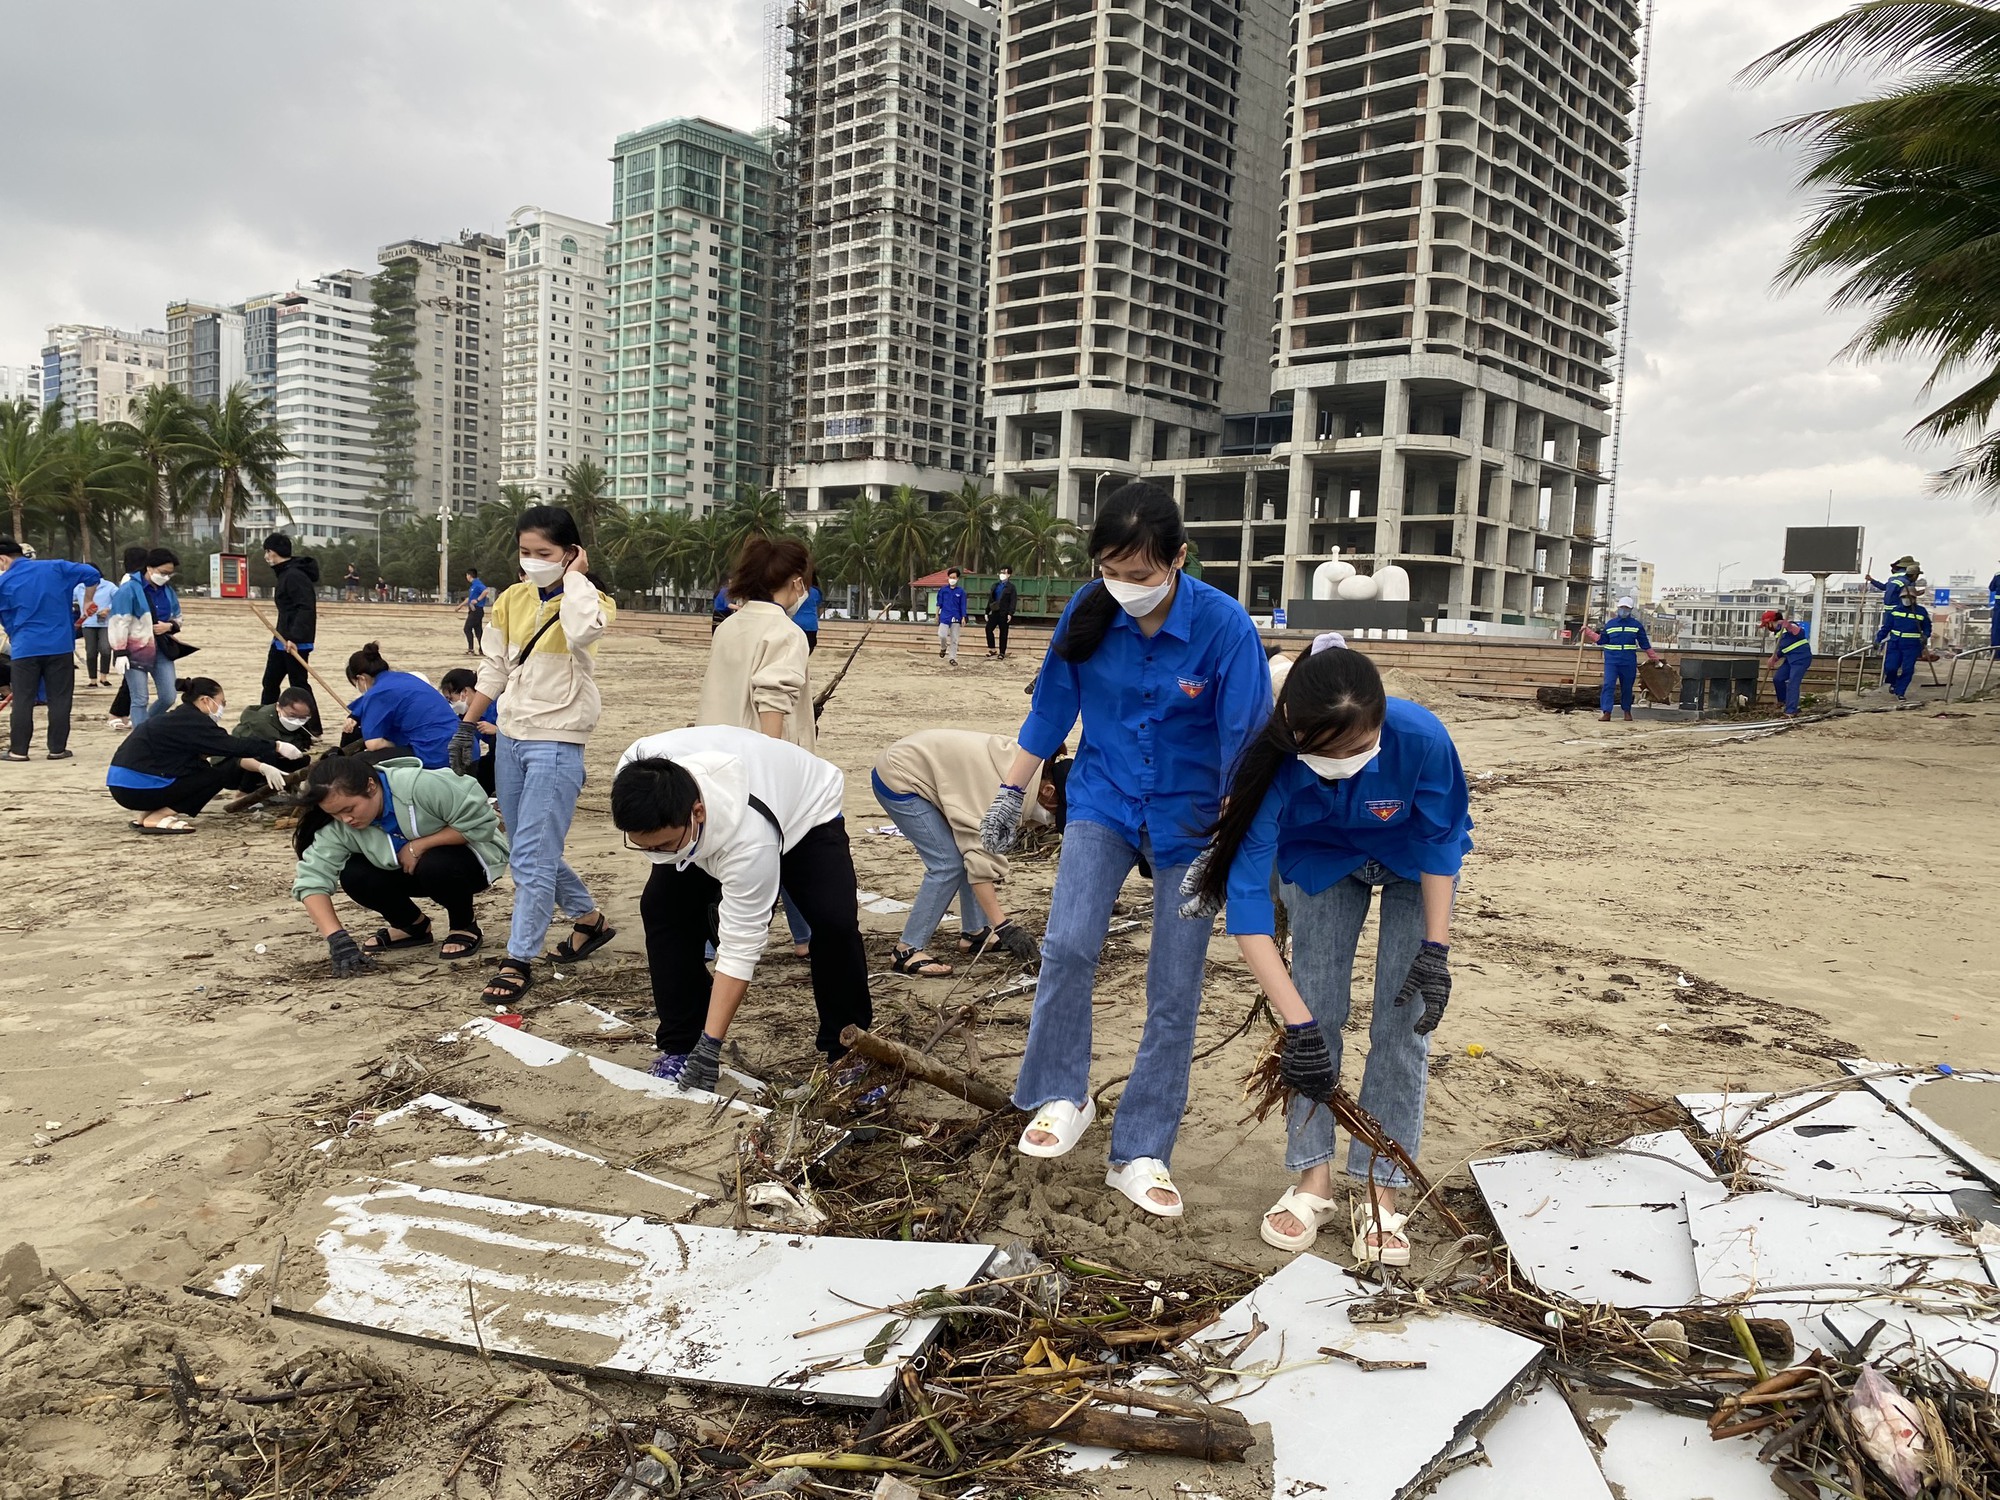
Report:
1053,481,1188,664
345,641,393,684
1194,643,1388,906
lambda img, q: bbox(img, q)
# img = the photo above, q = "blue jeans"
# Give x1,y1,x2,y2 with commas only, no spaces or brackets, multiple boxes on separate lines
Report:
873,771,977,950
1773,653,1810,714
1012,818,1215,1166
1882,640,1920,697
493,735,596,963
1283,862,1431,1186
125,655,177,725
1599,654,1637,713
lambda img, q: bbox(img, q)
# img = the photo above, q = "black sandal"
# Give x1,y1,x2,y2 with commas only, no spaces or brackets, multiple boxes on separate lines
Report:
550,912,616,964
481,958,532,1003
890,945,954,978
364,919,434,954
440,927,484,961
956,927,991,955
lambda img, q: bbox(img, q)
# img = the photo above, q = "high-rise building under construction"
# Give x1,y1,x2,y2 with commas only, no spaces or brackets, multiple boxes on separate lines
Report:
779,0,1000,515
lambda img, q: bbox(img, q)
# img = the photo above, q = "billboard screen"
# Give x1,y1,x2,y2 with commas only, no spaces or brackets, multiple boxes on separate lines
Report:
1782,526,1864,574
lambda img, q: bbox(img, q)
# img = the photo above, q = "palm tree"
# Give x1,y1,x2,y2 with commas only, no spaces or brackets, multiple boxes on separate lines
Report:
120,385,198,543
1000,490,1081,575
717,484,795,557
560,458,613,554
181,384,289,552
0,398,62,542
1744,0,2000,496
873,484,938,611
812,496,881,612
934,478,1001,572
48,421,146,569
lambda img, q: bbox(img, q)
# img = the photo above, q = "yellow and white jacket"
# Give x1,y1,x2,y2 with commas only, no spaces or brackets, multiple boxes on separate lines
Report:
474,573,616,744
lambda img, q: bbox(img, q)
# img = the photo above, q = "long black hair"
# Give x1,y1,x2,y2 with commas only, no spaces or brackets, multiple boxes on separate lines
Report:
1051,481,1187,664
1192,644,1388,907
291,754,380,858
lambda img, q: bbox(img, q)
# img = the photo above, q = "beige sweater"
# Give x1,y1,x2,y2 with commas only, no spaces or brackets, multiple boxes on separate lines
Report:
696,601,815,752
473,574,615,744
874,729,1044,885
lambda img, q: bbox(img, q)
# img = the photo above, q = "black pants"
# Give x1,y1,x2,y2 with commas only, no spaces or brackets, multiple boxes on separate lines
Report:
803,630,818,653
464,608,484,652
985,617,1011,657
260,647,321,735
10,653,75,755
469,751,496,797
110,761,236,817
639,818,872,1060
82,628,111,682
339,847,489,932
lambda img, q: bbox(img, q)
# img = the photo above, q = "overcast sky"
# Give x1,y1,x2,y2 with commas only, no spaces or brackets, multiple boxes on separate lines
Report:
3,0,1991,590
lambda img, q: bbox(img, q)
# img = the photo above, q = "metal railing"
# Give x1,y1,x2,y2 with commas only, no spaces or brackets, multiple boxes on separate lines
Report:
1947,645,2000,704
1831,643,1881,709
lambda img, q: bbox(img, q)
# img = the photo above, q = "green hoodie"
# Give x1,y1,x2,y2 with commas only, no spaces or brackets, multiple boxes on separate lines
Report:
292,757,508,902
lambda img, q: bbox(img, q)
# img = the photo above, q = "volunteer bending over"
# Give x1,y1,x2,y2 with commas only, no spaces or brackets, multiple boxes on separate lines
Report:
106,676,302,833
290,754,509,972
1186,636,1472,1264
610,725,871,1092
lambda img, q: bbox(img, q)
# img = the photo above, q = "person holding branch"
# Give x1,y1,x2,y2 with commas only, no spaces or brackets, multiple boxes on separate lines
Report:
980,482,1269,1218
448,504,617,1003
260,534,321,734
1185,636,1472,1263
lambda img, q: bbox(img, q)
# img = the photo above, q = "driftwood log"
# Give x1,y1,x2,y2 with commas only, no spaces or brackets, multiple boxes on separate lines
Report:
838,1026,1015,1113
1007,1395,1255,1463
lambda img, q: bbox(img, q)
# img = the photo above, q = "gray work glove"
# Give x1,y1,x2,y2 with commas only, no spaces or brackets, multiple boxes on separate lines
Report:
980,784,1026,855
1280,1023,1335,1101
990,920,1039,964
1394,942,1452,1035
1177,845,1222,921
684,1033,723,1093
447,721,480,776
327,930,374,978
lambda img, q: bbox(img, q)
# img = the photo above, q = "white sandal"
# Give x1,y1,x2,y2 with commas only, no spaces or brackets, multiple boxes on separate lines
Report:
1351,1204,1412,1268
1017,1097,1095,1159
1105,1157,1184,1219
1259,1186,1340,1252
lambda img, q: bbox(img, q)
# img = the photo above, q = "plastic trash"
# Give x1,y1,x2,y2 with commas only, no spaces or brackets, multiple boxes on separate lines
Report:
1848,1365,1927,1497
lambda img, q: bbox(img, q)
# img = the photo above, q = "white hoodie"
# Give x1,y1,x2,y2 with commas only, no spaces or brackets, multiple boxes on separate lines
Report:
615,725,845,981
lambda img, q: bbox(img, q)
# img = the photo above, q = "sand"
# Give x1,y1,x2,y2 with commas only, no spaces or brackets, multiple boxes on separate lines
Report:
3,599,1998,1495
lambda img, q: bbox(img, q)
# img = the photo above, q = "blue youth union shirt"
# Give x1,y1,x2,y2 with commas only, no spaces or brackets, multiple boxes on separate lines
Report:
1016,573,1270,865
0,558,101,658
1223,697,1474,937
351,671,463,769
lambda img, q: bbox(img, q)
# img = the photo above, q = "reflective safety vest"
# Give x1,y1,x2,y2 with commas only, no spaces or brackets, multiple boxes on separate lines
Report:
1883,605,1927,642
1597,618,1645,652
1777,625,1812,655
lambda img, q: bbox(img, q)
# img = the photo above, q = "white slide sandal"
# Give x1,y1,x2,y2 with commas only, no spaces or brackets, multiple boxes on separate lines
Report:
1351,1205,1412,1268
1017,1097,1096,1159
1259,1186,1340,1252
1105,1157,1184,1219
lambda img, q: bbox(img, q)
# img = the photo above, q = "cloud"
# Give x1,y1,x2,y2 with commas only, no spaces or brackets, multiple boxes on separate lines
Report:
4,1,1989,582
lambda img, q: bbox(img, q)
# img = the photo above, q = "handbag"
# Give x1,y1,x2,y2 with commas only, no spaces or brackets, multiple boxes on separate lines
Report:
157,633,199,661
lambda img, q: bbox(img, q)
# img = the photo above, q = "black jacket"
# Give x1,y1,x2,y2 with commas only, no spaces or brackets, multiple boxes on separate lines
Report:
110,702,279,780
987,579,1018,621
272,556,320,646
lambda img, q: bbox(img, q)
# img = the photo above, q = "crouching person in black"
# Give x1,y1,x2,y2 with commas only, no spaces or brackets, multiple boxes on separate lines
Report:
610,724,872,1092
106,676,304,834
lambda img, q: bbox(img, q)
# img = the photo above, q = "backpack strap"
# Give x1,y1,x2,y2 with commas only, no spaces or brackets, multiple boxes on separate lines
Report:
746,794,783,839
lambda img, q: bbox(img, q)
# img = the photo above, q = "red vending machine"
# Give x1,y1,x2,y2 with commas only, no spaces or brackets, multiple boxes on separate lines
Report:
212,552,250,599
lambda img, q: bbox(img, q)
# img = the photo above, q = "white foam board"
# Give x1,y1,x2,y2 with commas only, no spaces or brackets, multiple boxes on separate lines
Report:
1845,1061,2000,1193
1190,1253,1543,1499
443,1015,769,1109
271,1180,993,1406
1470,1131,1724,1309
1680,1089,1989,1213
1430,1383,1610,1500
1688,1191,2000,1377
1580,1400,1772,1500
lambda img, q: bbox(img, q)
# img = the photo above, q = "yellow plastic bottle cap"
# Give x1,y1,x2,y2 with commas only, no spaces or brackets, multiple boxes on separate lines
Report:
1465,1044,1487,1058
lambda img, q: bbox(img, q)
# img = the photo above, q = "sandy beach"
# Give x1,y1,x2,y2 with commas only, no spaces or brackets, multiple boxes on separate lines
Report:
2,598,1996,1496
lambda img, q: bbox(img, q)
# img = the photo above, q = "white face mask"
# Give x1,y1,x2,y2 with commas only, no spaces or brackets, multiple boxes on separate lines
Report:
278,714,310,731
644,823,701,869
1300,740,1382,781
520,556,565,587
148,570,171,587
209,706,227,725
1103,572,1175,617
783,582,807,618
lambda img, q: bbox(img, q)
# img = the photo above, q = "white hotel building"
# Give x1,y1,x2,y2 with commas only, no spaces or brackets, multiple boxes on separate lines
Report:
501,206,610,501
258,270,383,543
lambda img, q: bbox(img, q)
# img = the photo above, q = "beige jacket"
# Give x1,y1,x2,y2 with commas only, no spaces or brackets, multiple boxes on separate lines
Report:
697,601,815,752
474,573,615,744
874,729,1044,885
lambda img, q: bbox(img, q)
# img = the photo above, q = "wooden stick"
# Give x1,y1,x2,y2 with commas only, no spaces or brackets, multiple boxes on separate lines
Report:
837,1025,1015,1113
240,598,350,707
1077,1383,1252,1426
1008,1395,1256,1463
